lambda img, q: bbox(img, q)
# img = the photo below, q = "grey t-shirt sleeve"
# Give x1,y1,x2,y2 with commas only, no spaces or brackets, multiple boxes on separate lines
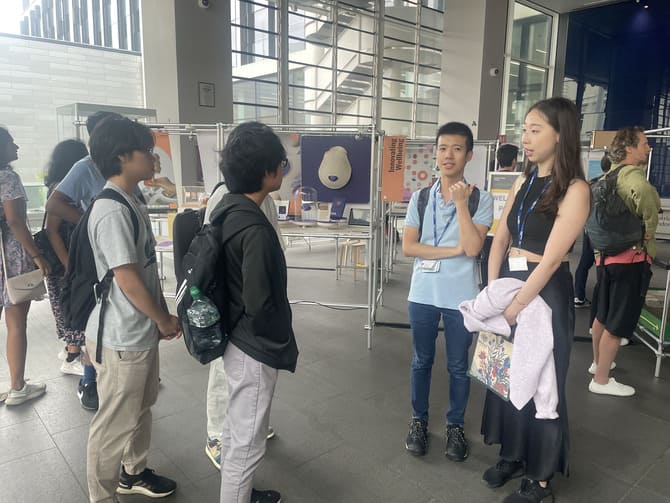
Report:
90,203,138,272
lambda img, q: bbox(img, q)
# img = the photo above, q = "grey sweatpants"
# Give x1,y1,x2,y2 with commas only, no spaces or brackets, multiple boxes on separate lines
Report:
219,343,278,503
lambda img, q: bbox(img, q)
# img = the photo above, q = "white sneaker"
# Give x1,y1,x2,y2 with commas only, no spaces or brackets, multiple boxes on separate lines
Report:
620,338,630,347
588,361,616,375
60,356,85,376
5,381,47,405
57,347,68,361
589,378,635,397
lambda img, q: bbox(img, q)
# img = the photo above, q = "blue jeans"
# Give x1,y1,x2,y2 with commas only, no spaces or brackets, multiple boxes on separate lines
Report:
408,302,474,426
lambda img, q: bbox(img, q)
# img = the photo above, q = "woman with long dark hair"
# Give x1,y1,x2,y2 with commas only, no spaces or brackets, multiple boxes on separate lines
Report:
0,127,51,405
481,98,590,502
44,139,89,376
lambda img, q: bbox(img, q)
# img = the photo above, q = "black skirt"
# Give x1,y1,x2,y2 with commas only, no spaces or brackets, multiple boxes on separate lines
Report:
480,261,574,480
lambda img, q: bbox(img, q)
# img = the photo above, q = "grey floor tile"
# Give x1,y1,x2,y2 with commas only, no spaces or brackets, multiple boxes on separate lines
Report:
0,417,55,466
0,448,88,503
620,485,670,503
2,244,670,502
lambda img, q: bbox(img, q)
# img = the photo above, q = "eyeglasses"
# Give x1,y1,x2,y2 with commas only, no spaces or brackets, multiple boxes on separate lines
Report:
280,159,288,169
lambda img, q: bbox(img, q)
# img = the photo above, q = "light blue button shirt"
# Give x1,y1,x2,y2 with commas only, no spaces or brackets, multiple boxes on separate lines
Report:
406,183,493,309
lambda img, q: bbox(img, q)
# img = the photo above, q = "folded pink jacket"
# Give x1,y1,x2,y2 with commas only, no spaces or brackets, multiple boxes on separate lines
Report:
459,278,558,419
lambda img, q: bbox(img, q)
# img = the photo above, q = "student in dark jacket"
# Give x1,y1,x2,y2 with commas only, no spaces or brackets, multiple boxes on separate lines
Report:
212,121,298,503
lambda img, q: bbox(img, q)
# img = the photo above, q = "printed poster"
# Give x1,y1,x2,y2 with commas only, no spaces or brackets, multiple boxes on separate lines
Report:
381,136,407,202
487,172,519,236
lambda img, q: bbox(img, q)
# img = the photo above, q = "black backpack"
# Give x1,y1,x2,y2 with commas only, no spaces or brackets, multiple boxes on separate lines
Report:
584,165,644,256
172,201,254,364
62,188,139,364
417,185,481,238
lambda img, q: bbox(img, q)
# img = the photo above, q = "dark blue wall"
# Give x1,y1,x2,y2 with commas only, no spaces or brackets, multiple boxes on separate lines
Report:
566,0,670,195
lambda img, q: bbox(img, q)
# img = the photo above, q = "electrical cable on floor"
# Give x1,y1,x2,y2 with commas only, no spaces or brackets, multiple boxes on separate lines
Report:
289,300,365,310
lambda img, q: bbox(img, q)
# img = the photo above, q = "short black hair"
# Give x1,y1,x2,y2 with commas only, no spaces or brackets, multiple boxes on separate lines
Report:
89,118,154,179
220,122,285,194
435,122,474,152
86,111,122,135
45,139,88,187
496,144,518,168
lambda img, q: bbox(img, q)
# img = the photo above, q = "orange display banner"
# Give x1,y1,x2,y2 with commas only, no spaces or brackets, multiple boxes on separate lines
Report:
381,136,407,202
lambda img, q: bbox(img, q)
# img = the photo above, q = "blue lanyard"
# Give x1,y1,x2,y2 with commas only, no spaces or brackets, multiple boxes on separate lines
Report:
432,180,457,247
516,171,551,248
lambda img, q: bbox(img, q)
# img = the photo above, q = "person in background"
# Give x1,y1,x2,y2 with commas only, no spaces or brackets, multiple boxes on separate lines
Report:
573,153,611,310
589,127,659,397
482,97,590,503
496,143,519,172
0,127,52,405
44,140,90,378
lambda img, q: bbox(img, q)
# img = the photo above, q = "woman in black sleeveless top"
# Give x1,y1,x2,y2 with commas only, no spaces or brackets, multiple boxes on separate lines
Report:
481,98,590,503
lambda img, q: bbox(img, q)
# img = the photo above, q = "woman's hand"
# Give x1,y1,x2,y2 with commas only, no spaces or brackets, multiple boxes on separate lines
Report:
503,305,518,327
33,255,52,276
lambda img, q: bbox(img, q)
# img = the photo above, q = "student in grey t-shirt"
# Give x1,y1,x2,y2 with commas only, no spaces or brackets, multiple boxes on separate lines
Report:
84,117,181,502
44,111,122,410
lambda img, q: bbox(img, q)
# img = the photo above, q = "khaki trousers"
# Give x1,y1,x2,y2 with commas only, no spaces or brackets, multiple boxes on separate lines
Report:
86,341,159,503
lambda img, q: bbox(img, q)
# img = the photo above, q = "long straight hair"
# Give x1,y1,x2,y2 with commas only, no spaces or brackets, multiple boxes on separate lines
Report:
522,97,584,215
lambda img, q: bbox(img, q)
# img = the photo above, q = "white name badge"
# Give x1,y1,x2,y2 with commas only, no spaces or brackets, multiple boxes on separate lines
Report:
508,256,528,272
420,259,441,273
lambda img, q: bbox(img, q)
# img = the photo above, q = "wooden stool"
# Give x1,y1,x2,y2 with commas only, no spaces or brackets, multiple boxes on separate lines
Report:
338,239,367,280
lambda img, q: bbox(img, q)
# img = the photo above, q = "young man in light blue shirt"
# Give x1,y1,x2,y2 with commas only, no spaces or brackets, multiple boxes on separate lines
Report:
402,122,493,461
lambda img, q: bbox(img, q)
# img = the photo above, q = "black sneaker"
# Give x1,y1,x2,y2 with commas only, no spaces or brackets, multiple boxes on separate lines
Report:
77,380,98,411
482,459,525,488
117,467,177,498
445,424,469,462
251,488,281,503
503,478,554,503
574,297,591,309
405,418,428,456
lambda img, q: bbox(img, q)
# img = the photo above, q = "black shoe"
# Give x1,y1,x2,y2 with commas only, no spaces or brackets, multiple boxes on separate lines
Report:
77,380,98,411
117,467,177,497
574,297,591,309
503,479,554,503
251,488,281,503
482,459,525,488
405,418,428,456
445,424,469,462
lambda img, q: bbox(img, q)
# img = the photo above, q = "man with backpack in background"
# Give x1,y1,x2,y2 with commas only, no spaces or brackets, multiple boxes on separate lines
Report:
203,179,284,471
210,122,297,503
45,110,122,410
401,122,493,461
83,117,181,502
588,126,660,397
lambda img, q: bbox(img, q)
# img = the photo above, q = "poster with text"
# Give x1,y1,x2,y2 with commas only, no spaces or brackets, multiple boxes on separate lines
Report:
487,172,519,236
381,136,407,202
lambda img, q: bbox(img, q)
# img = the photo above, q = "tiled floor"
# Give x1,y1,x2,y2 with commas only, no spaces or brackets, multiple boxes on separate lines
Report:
1,241,670,503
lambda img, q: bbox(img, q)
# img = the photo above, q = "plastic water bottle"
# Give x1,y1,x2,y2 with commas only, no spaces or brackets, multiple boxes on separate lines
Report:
186,286,223,351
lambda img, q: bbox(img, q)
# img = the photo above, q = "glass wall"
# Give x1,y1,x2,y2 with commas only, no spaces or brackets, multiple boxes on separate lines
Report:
230,0,445,137
502,2,554,146
17,0,141,52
